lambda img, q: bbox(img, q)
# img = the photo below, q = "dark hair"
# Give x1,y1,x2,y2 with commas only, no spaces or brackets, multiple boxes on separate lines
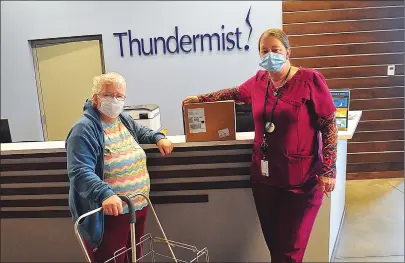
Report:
258,28,290,51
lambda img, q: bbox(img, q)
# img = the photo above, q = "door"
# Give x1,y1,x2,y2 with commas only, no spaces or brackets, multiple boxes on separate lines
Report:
32,37,104,141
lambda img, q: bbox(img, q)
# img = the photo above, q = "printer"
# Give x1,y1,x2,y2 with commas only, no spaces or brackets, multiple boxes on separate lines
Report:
123,104,162,131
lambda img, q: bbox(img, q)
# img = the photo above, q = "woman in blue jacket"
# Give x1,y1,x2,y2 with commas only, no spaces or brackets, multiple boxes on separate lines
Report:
66,72,173,262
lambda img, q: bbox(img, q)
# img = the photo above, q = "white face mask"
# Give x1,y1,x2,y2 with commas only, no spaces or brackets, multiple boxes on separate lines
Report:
98,97,124,118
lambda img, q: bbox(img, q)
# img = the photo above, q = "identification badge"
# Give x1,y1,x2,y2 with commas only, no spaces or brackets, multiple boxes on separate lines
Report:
261,159,269,177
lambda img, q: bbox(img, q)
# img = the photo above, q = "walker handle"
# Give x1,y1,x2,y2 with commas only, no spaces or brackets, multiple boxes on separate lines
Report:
118,194,136,223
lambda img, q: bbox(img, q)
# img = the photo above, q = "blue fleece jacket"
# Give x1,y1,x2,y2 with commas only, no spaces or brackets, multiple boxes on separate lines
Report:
65,100,165,249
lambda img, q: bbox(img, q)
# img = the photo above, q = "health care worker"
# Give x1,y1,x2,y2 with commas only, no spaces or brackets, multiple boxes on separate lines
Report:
183,28,338,262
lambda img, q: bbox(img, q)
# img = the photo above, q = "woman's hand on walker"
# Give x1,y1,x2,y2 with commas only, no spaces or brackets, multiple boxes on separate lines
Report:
102,195,123,216
317,176,336,196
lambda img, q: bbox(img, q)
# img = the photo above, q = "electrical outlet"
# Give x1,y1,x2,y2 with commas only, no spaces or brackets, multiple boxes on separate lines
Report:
387,65,395,76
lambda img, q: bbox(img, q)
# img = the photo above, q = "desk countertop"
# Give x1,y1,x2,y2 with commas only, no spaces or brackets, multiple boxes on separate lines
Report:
1,111,362,155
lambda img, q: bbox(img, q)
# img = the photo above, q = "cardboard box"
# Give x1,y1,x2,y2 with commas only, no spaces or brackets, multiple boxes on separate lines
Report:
182,100,236,142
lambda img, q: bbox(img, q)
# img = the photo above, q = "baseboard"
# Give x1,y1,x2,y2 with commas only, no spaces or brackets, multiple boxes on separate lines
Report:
330,207,346,262
347,171,404,180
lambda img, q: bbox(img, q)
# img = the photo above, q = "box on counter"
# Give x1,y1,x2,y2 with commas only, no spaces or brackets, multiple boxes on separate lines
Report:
182,100,236,142
330,89,350,131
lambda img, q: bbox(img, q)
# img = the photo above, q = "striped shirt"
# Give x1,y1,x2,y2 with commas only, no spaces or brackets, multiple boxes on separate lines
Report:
102,118,150,213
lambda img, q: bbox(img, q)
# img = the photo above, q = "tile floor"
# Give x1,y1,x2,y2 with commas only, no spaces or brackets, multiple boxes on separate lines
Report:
335,178,404,262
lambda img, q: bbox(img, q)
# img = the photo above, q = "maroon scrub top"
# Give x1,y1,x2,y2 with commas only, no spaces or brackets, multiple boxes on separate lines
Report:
238,68,336,188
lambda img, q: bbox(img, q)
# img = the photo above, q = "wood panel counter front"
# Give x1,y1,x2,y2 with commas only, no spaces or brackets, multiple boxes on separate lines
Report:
0,111,362,262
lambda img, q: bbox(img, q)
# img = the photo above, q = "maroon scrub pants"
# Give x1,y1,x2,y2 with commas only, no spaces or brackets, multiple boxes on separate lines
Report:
252,181,323,263
84,206,148,263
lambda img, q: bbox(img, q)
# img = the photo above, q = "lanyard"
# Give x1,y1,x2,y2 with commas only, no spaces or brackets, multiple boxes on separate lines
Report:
262,66,292,135
261,67,292,156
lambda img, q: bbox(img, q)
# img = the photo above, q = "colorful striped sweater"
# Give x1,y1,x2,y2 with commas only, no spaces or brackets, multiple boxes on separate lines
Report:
102,118,150,213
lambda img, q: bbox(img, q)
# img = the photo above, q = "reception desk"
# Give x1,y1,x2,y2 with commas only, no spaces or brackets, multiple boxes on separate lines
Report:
0,111,362,262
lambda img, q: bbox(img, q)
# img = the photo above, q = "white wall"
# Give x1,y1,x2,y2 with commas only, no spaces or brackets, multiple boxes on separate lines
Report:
329,139,348,259
1,1,282,142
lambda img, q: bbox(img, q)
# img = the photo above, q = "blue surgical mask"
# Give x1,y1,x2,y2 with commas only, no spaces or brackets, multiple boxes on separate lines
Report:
259,52,286,72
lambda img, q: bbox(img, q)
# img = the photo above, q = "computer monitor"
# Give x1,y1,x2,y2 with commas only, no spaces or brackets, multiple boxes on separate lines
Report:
235,103,254,132
0,119,12,143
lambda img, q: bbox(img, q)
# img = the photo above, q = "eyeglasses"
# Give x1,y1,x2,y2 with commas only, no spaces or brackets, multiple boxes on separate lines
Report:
99,93,126,101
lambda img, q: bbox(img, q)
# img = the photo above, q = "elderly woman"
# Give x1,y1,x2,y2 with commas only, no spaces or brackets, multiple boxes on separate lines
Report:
183,28,338,262
66,72,173,263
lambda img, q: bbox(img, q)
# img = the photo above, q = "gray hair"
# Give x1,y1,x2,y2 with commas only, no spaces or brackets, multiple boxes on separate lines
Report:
91,72,126,106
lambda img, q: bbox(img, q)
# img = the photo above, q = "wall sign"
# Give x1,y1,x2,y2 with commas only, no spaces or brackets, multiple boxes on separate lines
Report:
113,7,252,57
